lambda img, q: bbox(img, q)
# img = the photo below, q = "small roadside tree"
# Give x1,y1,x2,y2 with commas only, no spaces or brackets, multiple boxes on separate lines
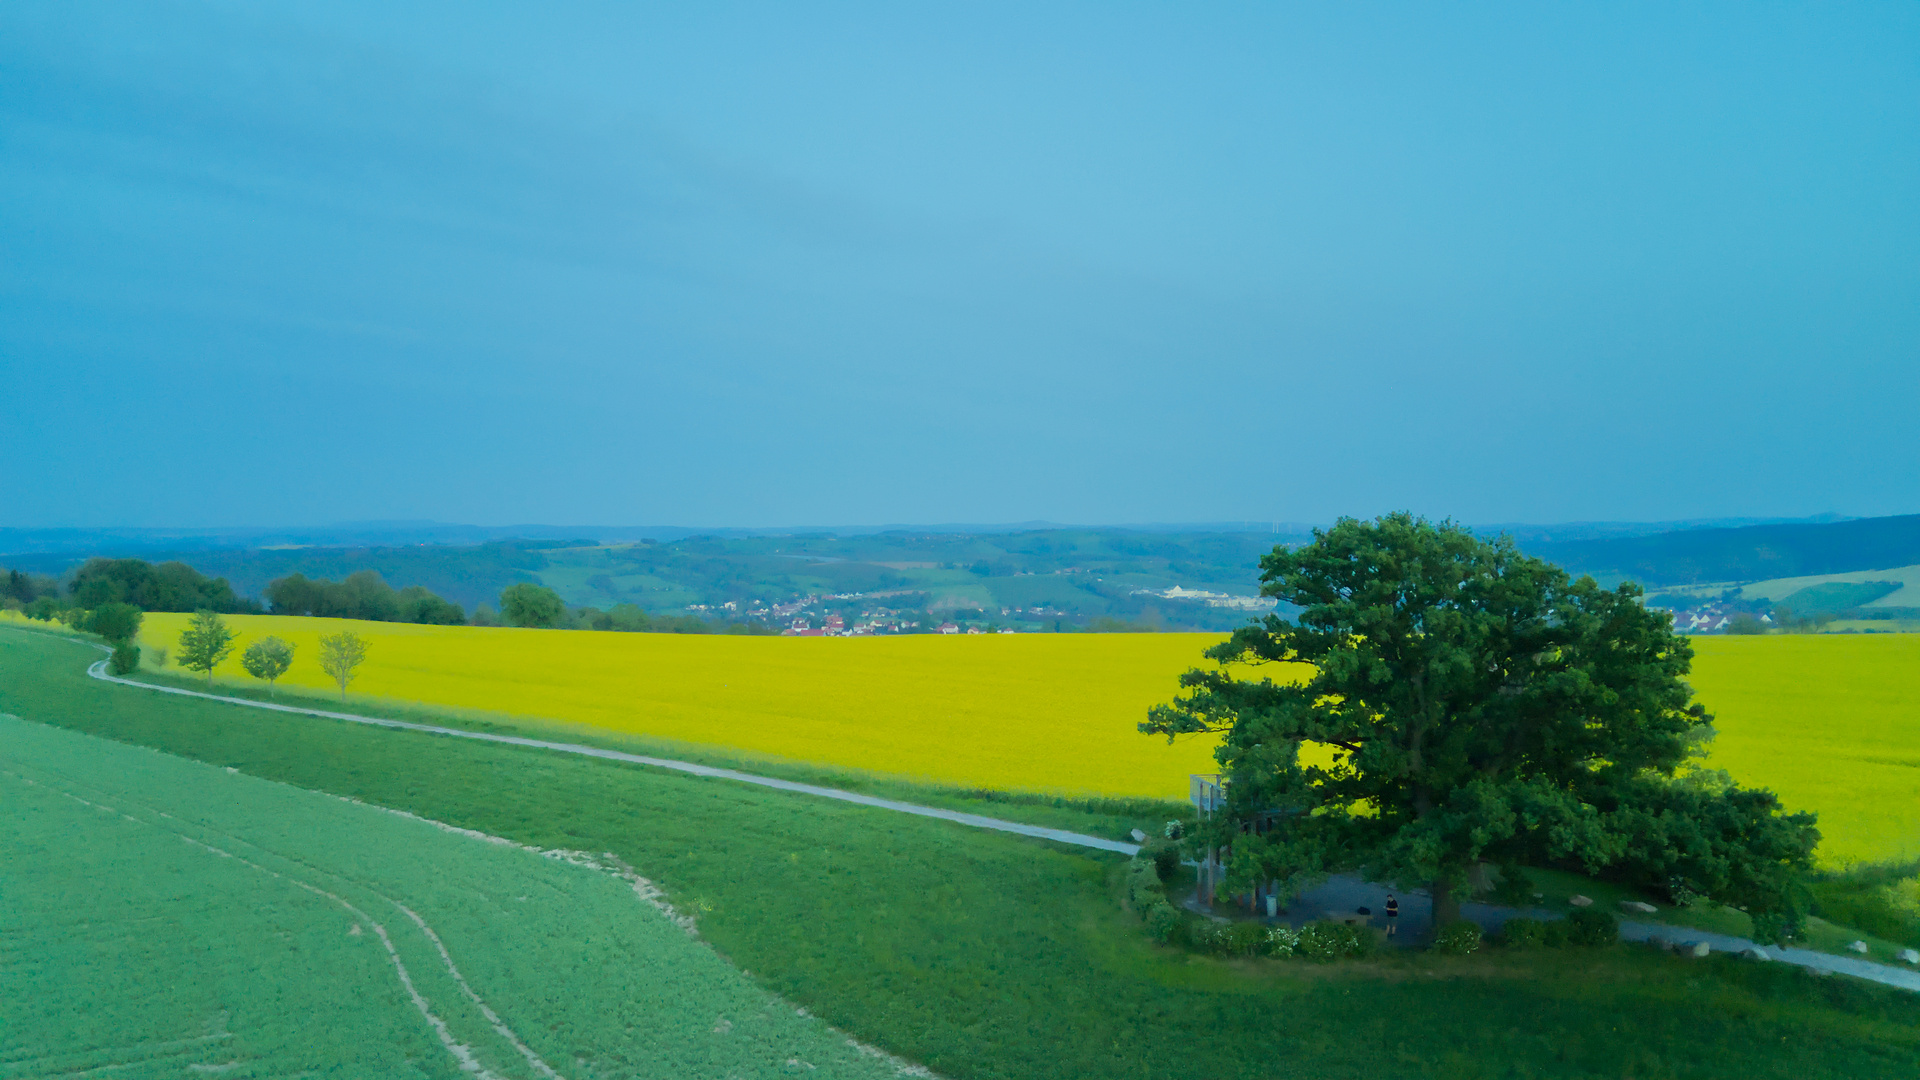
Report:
317,631,368,700
241,636,296,699
500,583,567,628
1143,513,1821,942
177,610,237,686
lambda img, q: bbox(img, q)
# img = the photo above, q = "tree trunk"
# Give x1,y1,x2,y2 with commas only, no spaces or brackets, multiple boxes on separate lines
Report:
1431,878,1460,930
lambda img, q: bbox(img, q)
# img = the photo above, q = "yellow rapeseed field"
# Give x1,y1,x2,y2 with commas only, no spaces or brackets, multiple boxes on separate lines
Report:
138,614,1236,798
1687,634,1920,867
124,615,1920,863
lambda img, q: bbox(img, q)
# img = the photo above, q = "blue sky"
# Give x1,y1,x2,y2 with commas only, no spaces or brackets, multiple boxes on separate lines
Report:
4,1,1916,528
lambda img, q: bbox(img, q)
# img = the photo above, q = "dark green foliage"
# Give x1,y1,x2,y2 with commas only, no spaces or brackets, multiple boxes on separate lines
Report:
1726,613,1770,635
25,597,62,621
587,602,653,632
1810,862,1920,949
4,568,57,604
5,630,1919,1080
108,643,140,676
1501,918,1548,949
500,582,567,628
69,558,256,613
1144,902,1180,943
1433,921,1483,955
1148,841,1181,883
266,571,465,624
1143,514,1820,933
1490,862,1536,907
1566,908,1620,947
84,601,143,643
1219,921,1270,957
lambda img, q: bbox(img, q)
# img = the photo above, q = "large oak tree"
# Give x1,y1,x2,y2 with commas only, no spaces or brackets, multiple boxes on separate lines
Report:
1143,514,1819,941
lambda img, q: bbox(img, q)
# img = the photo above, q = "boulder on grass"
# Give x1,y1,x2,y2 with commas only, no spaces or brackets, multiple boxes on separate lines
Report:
1742,947,1771,962
1130,829,1148,843
1900,948,1919,965
1568,895,1593,908
1847,940,1869,955
1618,900,1658,914
1684,941,1710,958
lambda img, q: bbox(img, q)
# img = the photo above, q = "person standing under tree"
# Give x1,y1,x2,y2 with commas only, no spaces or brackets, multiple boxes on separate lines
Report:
1385,895,1399,937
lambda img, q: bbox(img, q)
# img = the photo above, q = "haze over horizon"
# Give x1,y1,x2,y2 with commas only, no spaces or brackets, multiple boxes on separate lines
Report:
6,2,1917,529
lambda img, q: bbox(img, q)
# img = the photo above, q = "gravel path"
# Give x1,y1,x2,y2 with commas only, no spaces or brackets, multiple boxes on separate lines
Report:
79,650,1141,856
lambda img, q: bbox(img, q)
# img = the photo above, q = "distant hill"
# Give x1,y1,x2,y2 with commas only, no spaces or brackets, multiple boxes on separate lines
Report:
1521,514,1920,586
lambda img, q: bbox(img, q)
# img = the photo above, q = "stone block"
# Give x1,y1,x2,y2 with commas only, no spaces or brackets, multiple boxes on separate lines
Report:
1900,948,1919,965
1742,947,1771,962
1684,941,1710,958
1618,900,1658,914
1847,940,1869,954
1568,894,1593,907
1130,829,1148,843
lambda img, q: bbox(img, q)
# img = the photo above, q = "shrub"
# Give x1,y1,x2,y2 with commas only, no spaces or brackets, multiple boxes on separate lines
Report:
1265,925,1300,957
1150,842,1181,883
1296,921,1371,962
1501,918,1548,949
1126,858,1167,913
1187,920,1228,954
1433,920,1482,955
1566,908,1620,947
1222,921,1269,957
108,643,140,676
1542,919,1572,948
1145,903,1181,943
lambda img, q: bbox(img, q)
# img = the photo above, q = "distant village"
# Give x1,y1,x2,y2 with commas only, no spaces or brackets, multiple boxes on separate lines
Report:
679,583,1276,635
1653,601,1770,633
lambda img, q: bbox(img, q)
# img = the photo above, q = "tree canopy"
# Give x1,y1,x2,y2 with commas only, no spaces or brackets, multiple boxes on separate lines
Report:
176,610,237,685
1143,514,1820,941
500,582,567,628
266,571,465,625
70,558,256,613
317,631,368,699
241,636,296,698
83,602,143,644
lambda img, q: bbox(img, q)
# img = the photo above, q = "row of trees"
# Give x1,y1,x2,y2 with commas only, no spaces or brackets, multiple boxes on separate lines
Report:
168,610,368,699
266,571,465,625
1145,515,1822,944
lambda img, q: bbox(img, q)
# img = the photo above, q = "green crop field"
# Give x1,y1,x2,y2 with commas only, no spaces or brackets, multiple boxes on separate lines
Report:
6,627,1919,1080
0,699,907,1079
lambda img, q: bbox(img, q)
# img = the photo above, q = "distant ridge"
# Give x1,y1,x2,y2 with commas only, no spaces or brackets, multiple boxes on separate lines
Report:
1521,514,1920,586
0,514,1842,558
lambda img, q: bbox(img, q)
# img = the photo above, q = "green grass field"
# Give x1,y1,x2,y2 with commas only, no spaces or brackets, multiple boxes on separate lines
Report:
6,628,1919,1080
0,705,905,1079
